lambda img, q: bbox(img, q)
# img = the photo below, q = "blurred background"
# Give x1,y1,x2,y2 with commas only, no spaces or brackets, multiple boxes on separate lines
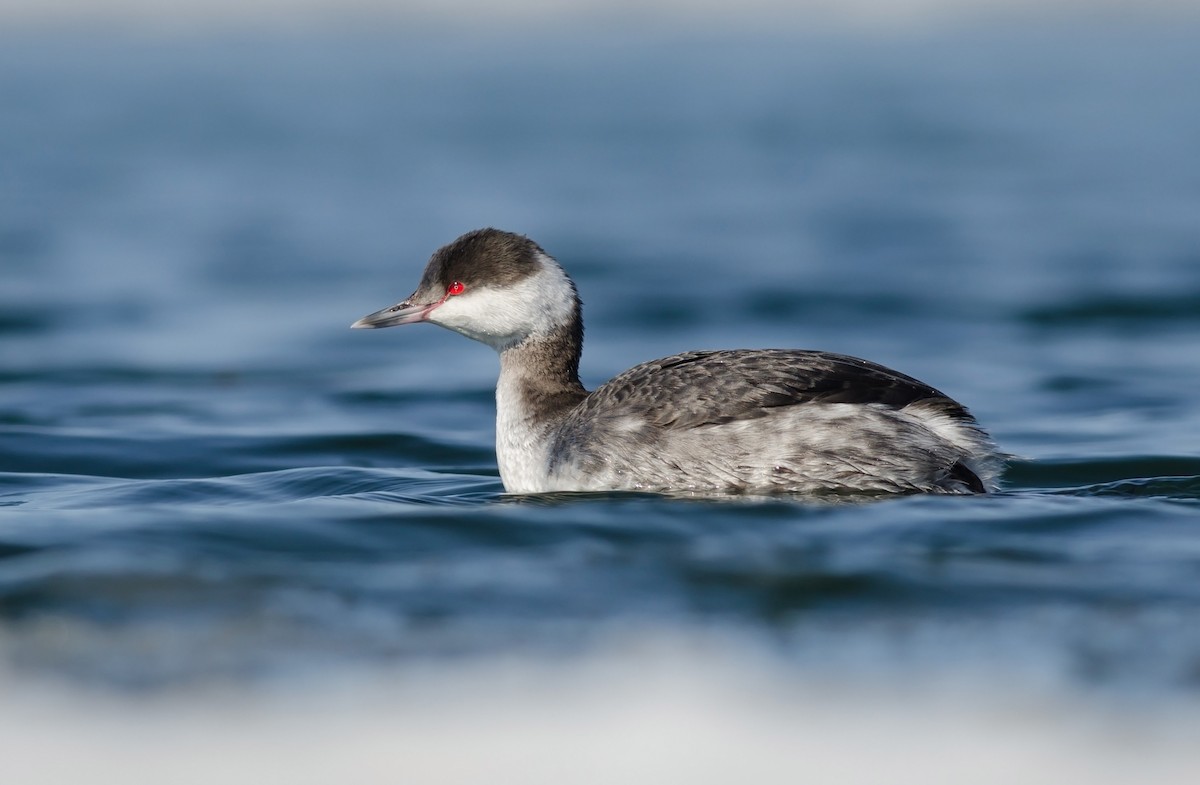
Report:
2,1,1200,783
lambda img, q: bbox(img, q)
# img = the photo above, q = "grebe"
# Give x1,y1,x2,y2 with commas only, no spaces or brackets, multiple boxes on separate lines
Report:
353,228,1001,496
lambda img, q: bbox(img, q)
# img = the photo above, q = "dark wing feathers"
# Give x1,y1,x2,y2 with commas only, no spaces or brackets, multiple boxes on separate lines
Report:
579,350,972,429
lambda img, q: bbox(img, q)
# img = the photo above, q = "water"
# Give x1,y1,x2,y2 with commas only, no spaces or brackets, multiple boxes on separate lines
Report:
2,18,1200,780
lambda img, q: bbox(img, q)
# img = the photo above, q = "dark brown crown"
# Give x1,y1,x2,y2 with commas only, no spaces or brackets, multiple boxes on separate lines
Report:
418,228,544,294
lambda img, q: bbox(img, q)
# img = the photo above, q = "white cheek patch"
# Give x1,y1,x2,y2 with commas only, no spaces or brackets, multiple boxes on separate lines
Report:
428,252,577,352
431,289,534,349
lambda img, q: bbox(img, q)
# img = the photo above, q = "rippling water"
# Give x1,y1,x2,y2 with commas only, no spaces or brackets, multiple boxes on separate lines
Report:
2,18,1200,780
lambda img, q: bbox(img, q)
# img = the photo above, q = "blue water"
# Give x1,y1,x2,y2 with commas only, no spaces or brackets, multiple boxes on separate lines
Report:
2,21,1200,699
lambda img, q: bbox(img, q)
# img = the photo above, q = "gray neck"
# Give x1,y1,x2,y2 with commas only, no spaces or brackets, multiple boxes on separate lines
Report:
498,321,588,428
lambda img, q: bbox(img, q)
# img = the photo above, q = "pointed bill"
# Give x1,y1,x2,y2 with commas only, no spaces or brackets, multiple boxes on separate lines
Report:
351,297,441,329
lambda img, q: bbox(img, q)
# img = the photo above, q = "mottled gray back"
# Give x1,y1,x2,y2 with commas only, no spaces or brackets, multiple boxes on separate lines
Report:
575,349,974,429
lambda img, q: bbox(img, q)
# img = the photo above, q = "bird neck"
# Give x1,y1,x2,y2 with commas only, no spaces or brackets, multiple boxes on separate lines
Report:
497,321,588,426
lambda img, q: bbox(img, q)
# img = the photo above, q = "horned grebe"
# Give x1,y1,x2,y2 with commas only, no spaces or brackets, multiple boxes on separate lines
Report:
353,228,1001,496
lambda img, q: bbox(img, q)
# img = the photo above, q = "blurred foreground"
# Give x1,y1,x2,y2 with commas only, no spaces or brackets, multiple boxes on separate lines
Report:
5,638,1198,785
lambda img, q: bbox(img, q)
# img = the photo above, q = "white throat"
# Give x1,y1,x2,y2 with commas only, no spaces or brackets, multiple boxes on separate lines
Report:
493,371,556,493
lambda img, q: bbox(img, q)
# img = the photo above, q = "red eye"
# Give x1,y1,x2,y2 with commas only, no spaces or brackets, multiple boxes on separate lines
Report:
447,281,465,296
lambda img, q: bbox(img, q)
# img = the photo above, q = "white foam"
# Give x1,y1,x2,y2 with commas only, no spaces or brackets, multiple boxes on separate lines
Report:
3,636,1197,785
